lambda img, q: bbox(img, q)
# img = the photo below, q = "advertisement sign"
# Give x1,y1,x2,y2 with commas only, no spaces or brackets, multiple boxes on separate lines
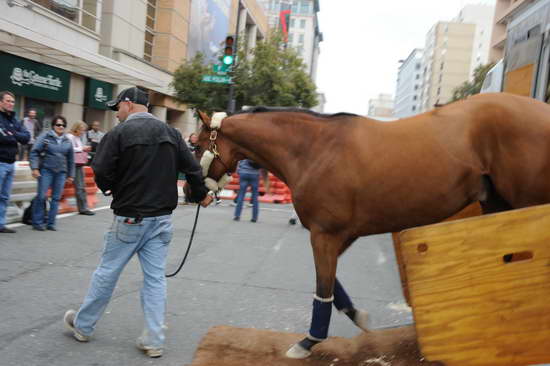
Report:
85,78,113,110
188,0,231,63
0,52,70,103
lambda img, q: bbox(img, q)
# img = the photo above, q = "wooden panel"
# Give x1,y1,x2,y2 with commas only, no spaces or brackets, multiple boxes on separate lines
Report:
503,64,534,96
399,204,550,366
393,203,482,305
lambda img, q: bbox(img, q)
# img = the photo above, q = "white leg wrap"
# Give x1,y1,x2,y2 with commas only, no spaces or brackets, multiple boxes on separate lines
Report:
313,294,334,303
285,343,311,359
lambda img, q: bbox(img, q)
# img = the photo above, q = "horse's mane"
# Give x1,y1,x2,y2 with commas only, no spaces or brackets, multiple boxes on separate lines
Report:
233,106,359,119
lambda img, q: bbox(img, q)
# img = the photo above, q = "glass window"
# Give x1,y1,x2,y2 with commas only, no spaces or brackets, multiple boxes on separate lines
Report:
299,1,310,14
291,0,298,13
288,33,294,44
290,18,295,28
30,0,101,32
298,34,304,44
144,0,157,62
300,19,306,29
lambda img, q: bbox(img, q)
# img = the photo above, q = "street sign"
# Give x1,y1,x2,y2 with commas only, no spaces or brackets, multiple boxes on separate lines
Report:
202,74,232,84
213,64,231,74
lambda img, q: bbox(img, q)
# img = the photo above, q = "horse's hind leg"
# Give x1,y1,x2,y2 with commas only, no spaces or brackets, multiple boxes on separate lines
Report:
286,230,340,359
333,277,370,331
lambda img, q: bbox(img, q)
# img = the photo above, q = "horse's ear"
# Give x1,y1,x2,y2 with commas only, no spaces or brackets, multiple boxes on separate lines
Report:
197,110,212,128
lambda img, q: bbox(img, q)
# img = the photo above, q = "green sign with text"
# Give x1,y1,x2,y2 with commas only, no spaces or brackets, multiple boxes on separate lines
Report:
85,78,113,110
202,74,232,84
0,52,70,102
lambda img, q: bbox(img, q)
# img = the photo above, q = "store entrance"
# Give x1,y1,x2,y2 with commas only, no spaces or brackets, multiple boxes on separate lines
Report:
24,97,58,133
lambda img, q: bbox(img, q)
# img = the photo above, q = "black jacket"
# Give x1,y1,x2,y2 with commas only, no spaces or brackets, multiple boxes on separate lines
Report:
0,110,30,163
92,112,209,218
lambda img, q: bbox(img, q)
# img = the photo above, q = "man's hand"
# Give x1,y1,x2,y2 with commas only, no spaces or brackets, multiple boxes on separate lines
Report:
200,194,214,207
67,177,74,184
31,169,40,179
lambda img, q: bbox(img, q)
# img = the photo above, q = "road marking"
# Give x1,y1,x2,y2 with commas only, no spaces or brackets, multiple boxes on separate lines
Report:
7,205,111,228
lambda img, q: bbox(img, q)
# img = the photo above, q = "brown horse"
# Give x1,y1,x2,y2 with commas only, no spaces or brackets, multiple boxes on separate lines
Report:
194,92,550,358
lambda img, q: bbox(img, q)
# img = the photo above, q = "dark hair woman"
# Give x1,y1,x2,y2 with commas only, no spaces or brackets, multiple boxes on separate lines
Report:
29,115,75,231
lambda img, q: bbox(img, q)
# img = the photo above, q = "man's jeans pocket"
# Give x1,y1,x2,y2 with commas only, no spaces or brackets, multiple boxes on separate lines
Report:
116,219,144,243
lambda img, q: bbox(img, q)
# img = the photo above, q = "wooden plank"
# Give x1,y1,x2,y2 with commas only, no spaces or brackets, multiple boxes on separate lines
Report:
503,64,534,96
399,204,550,366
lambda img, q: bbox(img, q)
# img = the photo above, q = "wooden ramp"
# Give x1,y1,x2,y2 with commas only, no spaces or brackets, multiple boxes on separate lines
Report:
190,325,442,366
399,203,550,366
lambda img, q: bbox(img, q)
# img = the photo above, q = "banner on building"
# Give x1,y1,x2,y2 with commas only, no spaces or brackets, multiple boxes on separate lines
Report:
280,3,292,43
188,0,231,63
0,52,70,103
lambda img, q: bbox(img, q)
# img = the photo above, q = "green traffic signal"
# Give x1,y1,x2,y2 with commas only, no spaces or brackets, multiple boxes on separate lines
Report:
222,54,234,65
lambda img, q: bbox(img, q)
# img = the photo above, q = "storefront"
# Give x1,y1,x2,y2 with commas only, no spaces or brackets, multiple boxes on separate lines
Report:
84,78,113,131
0,51,70,130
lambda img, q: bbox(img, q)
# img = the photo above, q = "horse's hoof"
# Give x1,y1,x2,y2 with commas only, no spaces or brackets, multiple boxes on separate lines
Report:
354,309,370,332
285,343,311,359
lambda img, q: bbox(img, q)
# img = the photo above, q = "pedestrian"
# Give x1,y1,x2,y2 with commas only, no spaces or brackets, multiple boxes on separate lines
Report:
233,159,260,222
63,87,213,358
67,121,95,216
0,91,30,233
86,120,104,164
18,108,42,160
29,115,74,231
187,132,199,153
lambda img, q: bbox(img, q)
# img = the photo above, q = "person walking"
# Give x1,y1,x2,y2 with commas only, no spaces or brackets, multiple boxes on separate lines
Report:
233,159,260,222
0,91,30,233
29,116,75,231
67,121,94,215
63,87,213,358
18,108,42,160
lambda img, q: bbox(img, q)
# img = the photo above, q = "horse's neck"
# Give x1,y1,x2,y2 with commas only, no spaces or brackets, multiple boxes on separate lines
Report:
224,115,306,184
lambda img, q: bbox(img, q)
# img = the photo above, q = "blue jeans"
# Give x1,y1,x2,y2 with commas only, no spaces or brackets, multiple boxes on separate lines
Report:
74,215,173,348
0,162,15,229
33,168,66,228
234,173,259,221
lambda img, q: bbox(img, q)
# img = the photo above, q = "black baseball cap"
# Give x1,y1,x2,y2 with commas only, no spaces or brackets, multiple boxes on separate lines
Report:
106,87,149,111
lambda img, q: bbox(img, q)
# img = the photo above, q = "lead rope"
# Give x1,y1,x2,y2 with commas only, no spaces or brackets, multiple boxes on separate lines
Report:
165,204,201,278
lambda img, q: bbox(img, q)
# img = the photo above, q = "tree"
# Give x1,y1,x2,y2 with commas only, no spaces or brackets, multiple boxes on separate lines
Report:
171,34,318,114
451,63,495,102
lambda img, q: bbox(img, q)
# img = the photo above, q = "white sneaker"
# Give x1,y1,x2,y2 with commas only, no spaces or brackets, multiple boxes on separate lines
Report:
136,338,163,358
63,310,90,342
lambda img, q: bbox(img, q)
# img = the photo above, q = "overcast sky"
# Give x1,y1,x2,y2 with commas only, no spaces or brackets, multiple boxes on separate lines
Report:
316,0,496,115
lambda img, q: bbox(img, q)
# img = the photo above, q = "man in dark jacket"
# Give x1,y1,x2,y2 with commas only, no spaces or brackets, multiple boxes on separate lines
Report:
63,87,212,358
0,91,30,233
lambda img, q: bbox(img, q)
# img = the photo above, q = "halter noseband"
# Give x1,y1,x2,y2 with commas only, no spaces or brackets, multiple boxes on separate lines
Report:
200,112,232,193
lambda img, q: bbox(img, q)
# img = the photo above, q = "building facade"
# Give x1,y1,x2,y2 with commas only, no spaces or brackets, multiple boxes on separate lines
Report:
454,3,495,78
259,0,322,83
394,48,424,118
420,22,476,112
367,93,394,118
489,0,535,62
0,0,268,134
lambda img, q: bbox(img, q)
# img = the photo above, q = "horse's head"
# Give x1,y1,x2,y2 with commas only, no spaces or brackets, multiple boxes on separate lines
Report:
195,110,241,192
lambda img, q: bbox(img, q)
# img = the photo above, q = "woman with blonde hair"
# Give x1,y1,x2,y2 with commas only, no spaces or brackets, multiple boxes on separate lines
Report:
67,121,94,216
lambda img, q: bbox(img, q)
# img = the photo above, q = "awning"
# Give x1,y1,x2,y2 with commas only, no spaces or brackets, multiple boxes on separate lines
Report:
0,17,166,89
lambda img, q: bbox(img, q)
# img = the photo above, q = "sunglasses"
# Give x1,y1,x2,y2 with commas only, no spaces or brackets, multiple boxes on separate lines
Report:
54,123,66,127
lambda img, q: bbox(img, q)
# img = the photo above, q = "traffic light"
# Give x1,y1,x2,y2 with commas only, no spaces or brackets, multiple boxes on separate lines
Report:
222,36,235,66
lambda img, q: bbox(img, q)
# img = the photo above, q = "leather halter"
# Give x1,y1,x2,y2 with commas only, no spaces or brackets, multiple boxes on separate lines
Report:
208,129,231,175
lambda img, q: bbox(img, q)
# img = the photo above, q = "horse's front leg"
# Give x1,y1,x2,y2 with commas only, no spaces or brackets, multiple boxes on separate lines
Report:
286,230,340,359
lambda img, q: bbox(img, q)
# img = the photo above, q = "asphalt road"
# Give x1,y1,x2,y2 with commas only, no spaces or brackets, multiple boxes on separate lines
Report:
0,199,412,366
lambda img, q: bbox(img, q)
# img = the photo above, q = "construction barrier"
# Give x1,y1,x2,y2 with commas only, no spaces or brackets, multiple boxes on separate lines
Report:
219,172,292,204
6,161,37,223
58,166,99,213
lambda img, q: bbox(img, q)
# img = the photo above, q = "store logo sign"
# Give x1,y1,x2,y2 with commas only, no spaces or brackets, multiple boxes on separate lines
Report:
10,67,63,91
94,87,108,102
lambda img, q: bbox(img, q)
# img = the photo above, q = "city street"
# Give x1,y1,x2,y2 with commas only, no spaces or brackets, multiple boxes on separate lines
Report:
0,200,412,366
